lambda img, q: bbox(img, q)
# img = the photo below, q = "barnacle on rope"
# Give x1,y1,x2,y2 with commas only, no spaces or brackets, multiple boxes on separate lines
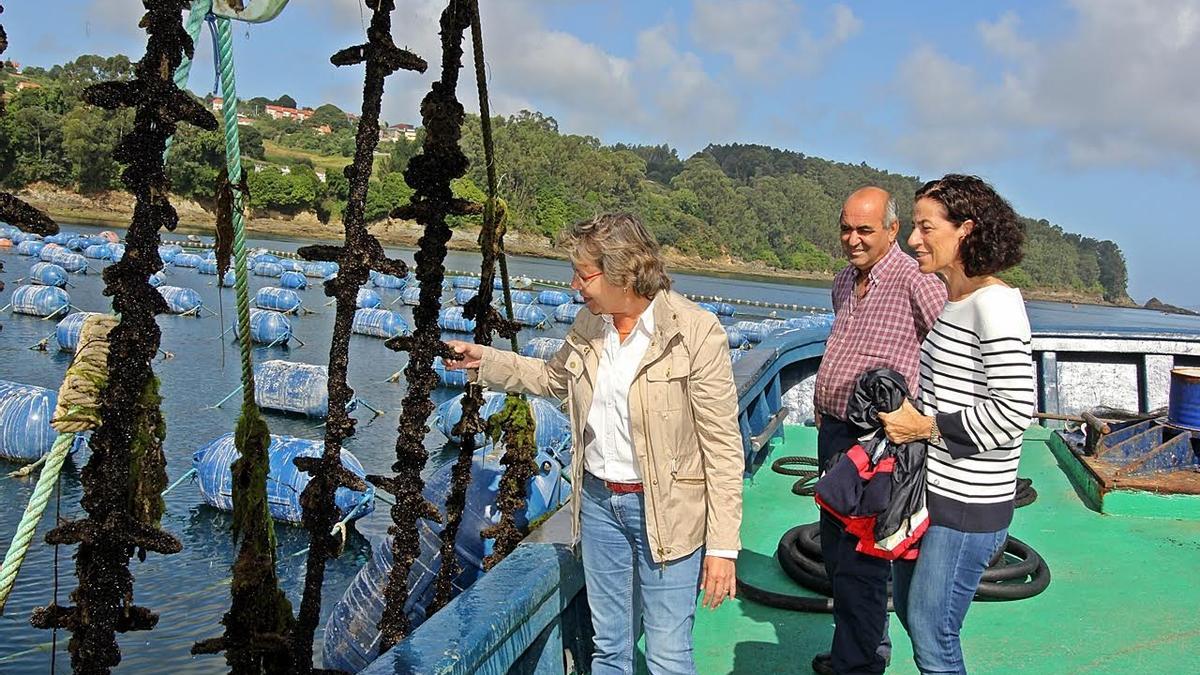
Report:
480,393,540,569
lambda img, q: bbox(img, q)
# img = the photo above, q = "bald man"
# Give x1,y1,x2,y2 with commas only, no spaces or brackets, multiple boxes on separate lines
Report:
811,187,947,675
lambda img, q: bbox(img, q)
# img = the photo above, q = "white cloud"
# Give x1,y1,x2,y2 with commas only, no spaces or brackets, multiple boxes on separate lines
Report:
894,0,1200,171
634,24,738,147
689,0,860,77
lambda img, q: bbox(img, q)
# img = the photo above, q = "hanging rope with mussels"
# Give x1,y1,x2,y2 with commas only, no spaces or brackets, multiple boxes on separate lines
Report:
28,2,216,672
0,3,59,236
425,0,527,611
371,0,475,652
187,4,296,672
289,0,426,670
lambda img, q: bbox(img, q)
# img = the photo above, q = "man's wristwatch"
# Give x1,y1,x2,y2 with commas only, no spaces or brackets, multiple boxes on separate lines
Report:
928,415,942,445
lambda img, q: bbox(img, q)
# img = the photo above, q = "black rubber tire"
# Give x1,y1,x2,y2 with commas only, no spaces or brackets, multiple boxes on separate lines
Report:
772,455,819,477
980,535,1042,583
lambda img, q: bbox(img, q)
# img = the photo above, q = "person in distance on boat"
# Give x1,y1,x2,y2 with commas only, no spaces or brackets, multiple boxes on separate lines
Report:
879,174,1036,675
811,186,947,675
444,213,743,675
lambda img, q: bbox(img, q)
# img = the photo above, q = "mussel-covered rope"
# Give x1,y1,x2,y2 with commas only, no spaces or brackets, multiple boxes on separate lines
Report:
188,9,296,672
29,3,215,671
372,0,474,652
290,0,426,667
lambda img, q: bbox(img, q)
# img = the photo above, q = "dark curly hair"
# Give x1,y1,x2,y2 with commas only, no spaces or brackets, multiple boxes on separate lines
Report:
915,174,1025,277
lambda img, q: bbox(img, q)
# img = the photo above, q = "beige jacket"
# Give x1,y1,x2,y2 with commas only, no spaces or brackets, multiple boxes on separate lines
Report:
477,290,743,564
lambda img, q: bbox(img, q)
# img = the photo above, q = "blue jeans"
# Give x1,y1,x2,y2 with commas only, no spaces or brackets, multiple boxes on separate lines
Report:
893,525,1008,674
580,473,704,675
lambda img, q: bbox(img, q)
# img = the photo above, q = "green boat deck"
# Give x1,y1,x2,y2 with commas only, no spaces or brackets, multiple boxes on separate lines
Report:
685,425,1200,674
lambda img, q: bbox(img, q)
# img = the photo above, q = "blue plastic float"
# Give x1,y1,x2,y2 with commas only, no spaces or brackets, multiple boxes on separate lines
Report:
10,285,70,317
520,337,564,361
253,261,284,278
537,290,572,306
48,250,89,273
11,232,43,245
148,270,167,288
431,357,469,388
454,288,478,305
401,286,423,306
55,311,101,352
157,285,203,315
279,270,307,289
83,244,113,260
352,308,409,339
0,380,85,463
30,262,68,288
357,288,382,309
253,360,332,417
197,259,218,275
16,240,45,257
234,308,293,345
510,303,549,328
255,287,304,314
725,325,749,349
507,290,534,305
172,252,204,268
554,303,583,323
438,306,476,333
158,244,183,263
373,273,406,289
451,276,480,289
191,433,374,524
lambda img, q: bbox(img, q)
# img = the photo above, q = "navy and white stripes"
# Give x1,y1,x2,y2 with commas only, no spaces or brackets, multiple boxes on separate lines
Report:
918,285,1035,532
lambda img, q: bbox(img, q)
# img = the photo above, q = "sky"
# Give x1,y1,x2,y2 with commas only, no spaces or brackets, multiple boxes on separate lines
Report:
5,0,1199,307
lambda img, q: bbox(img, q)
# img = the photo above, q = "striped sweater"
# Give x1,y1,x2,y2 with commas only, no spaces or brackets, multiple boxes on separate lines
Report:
918,284,1036,532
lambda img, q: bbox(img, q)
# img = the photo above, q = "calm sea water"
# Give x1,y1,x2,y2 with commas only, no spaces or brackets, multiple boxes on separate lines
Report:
1,223,1198,672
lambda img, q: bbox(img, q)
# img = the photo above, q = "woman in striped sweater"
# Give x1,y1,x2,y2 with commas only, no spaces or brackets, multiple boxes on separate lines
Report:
878,174,1035,675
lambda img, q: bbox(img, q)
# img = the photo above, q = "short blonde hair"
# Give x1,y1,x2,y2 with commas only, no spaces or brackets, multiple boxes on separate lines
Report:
567,213,671,298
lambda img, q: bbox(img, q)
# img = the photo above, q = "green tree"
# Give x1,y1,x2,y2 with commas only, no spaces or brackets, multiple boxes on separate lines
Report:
61,106,127,192
273,94,297,109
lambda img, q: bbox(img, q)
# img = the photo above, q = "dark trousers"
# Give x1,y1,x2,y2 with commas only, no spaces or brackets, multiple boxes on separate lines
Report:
818,414,891,675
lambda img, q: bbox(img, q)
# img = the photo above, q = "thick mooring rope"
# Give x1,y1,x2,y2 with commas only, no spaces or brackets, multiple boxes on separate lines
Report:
189,8,296,671
0,315,117,614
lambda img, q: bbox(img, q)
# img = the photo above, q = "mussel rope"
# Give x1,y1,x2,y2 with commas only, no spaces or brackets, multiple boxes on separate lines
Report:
188,8,295,670
0,315,117,613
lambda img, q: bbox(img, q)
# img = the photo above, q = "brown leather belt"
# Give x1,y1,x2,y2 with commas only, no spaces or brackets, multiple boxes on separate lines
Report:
603,480,643,494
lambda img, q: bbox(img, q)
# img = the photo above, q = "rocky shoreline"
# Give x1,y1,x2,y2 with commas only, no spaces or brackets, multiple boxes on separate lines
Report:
15,182,1131,308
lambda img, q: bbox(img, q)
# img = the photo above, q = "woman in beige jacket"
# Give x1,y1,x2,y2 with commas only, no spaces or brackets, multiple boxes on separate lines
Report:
445,213,743,675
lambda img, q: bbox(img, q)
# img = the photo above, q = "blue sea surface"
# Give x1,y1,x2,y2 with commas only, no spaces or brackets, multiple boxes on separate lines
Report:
1,222,1197,672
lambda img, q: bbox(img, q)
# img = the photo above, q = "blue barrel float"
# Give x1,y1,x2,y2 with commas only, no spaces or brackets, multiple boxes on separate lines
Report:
251,252,280,266
10,285,70,318
158,244,183,263
255,287,304,314
55,311,102,352
280,258,305,273
432,357,468,388
233,308,293,345
48,250,89,273
83,244,113,260
321,393,571,673
148,270,167,288
11,231,43,245
510,303,549,328
437,306,475,333
520,336,564,361
254,261,284,278
373,273,405,289
108,244,125,261
16,240,46,257
197,259,218,275
30,262,68,288
554,302,583,323
537,290,572,306
191,433,374,524
352,308,410,339
451,276,480,289
37,243,64,262
507,290,534,305
253,360,332,417
172,252,204,268
44,232,76,245
401,286,423,306
157,285,203,315
732,320,775,344
1168,367,1200,431
725,325,749,349
784,313,835,330
279,270,308,290
698,301,719,314
0,380,85,462
304,261,338,279
454,288,477,305
356,288,382,309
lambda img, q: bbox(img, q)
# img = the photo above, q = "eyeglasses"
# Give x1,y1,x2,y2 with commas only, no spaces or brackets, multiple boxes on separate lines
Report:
572,268,604,284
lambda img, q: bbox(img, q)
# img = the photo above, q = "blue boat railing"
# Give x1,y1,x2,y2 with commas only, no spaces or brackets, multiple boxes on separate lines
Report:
361,326,832,674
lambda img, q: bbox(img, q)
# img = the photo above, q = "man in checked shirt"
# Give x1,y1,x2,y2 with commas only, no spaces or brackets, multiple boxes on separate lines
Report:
811,187,947,675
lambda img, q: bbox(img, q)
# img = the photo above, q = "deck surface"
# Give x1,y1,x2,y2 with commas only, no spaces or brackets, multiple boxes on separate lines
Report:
678,425,1200,674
